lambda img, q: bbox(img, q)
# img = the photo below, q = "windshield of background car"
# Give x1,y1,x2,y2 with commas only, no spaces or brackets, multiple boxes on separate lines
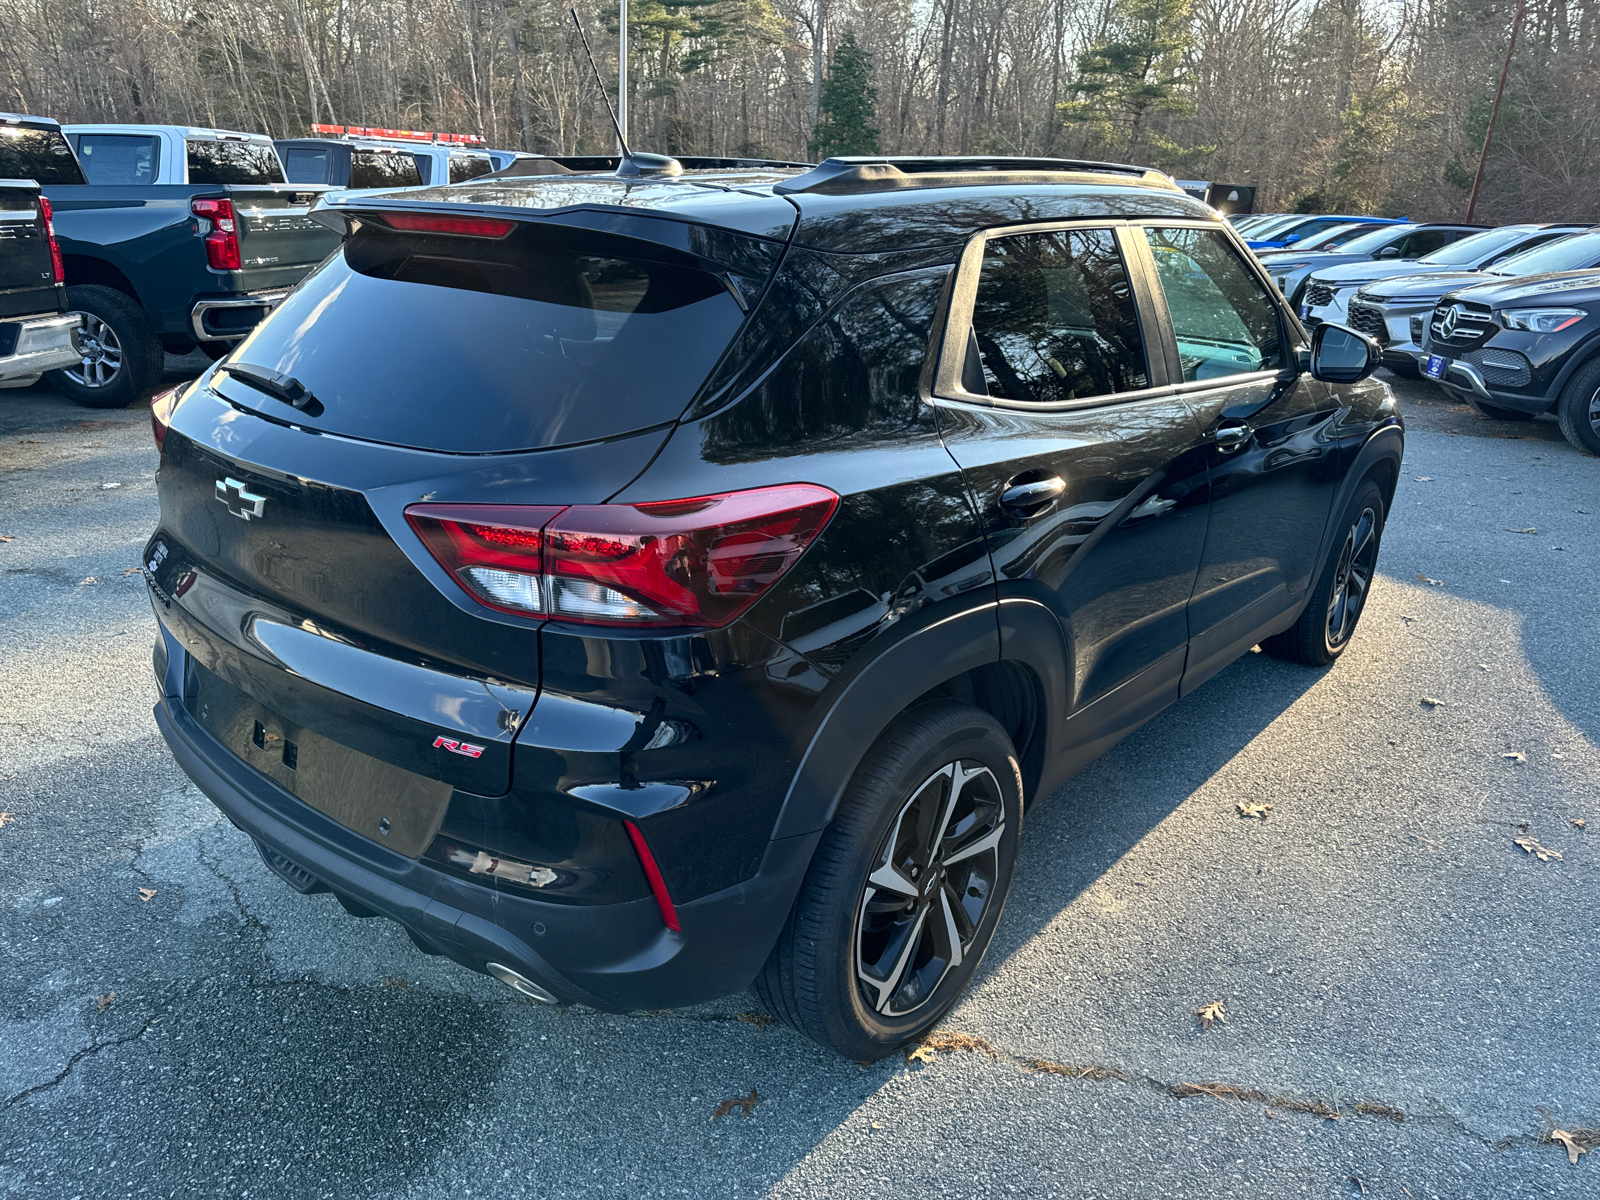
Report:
1418,227,1540,267
0,127,87,184
349,150,424,189
221,220,750,452
186,139,285,184
1488,231,1600,275
76,133,159,184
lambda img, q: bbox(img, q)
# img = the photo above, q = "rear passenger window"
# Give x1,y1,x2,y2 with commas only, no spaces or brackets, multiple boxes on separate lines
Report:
186,139,285,185
1143,226,1284,381
76,134,159,185
448,154,493,184
968,229,1149,403
349,150,423,189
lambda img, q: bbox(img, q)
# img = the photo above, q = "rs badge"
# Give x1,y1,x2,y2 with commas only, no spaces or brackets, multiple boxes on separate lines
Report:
433,736,485,759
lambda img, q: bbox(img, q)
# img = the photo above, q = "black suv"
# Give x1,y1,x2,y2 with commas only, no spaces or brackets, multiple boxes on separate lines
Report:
1421,268,1600,453
144,156,1403,1059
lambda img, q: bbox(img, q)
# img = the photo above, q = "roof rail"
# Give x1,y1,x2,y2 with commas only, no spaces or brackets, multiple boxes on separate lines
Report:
772,156,1173,197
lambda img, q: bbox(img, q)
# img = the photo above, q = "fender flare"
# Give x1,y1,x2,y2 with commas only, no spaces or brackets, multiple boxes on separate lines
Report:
1311,421,1404,574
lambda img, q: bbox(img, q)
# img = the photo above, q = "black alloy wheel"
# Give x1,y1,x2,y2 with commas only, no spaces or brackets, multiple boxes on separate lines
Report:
754,700,1023,1060
1264,479,1387,667
855,759,1007,1017
1555,358,1600,456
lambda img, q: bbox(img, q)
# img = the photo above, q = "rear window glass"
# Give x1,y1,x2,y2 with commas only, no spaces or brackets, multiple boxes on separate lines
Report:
76,134,159,185
0,127,86,184
350,151,424,189
186,139,285,185
226,223,749,453
282,147,329,184
449,154,493,184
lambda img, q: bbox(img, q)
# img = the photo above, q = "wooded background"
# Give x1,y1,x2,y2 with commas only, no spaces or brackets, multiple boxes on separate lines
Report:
3,0,1596,219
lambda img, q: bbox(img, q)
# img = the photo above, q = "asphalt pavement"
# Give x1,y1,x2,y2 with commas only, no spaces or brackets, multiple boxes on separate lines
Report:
1,362,1596,1199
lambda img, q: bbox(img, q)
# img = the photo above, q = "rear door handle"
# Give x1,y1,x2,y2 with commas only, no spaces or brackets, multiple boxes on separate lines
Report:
999,475,1066,516
1214,420,1252,452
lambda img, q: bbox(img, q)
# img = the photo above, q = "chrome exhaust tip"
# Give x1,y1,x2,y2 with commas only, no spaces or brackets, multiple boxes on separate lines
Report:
486,961,558,1004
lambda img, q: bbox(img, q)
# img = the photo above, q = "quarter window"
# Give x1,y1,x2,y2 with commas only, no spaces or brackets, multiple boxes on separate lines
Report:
967,228,1149,403
1143,226,1284,382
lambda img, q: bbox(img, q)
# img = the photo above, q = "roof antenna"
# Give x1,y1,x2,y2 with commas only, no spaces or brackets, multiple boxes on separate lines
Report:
568,7,680,178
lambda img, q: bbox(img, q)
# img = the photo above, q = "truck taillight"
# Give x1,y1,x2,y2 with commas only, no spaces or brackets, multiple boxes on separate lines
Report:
37,196,65,284
191,198,241,271
405,484,839,629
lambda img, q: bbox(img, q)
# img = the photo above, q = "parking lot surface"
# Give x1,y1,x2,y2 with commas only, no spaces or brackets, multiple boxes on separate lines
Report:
1,365,1596,1199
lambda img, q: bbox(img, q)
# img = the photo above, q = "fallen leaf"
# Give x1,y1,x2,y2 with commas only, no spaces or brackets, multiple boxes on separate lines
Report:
1351,1176,1368,1195
77,576,97,586
906,1044,939,1065
735,1011,774,1030
1194,1001,1226,1030
1236,802,1272,820
97,992,115,1013
869,1120,883,1130
100,482,121,490
380,977,411,990
1573,819,1587,830
712,1088,758,1118
1513,836,1562,862
137,887,157,902
0,812,12,828
0,535,12,542
1552,1129,1587,1165
20,439,42,444
1502,752,1526,763
1420,697,1444,708
1506,527,1537,535
122,568,140,577
1414,476,1432,482
1416,574,1444,586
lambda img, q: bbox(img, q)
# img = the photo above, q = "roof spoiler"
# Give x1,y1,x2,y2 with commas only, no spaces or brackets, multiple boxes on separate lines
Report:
772,156,1176,197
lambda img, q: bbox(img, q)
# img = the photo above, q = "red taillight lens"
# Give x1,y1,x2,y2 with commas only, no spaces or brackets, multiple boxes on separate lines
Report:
37,196,65,284
404,483,839,628
150,386,179,450
378,211,516,238
623,820,681,932
191,198,241,271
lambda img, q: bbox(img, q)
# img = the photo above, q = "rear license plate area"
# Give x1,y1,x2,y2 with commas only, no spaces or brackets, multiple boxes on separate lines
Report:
186,661,452,857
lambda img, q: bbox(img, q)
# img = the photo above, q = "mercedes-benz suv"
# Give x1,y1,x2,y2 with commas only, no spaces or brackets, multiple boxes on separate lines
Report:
143,155,1402,1059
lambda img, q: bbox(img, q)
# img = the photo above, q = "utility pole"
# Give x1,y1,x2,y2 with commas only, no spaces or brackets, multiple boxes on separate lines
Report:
1465,0,1528,222
618,0,629,153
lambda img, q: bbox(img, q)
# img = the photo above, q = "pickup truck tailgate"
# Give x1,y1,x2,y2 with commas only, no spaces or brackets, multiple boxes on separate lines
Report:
231,186,341,281
0,181,58,321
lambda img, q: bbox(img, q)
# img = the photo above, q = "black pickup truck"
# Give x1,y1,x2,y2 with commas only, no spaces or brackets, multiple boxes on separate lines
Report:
0,178,79,388
1,114,342,407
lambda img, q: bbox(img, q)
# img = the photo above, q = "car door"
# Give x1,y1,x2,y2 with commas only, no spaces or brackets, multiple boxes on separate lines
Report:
931,223,1213,731
1133,223,1343,694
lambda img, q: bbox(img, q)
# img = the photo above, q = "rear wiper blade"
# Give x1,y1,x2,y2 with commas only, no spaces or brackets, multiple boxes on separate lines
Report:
217,363,322,415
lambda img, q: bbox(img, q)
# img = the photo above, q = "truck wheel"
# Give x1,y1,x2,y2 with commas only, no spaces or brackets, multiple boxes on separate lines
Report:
45,285,165,409
1467,396,1535,423
1555,359,1600,456
752,700,1022,1060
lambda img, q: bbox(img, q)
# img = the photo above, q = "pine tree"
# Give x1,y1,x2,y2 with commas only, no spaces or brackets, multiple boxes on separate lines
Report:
809,32,880,159
1058,0,1198,163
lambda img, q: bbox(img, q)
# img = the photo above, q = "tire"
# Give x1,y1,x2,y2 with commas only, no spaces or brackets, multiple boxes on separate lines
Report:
1467,396,1535,423
1262,479,1386,667
752,700,1023,1060
1555,358,1600,456
44,285,165,409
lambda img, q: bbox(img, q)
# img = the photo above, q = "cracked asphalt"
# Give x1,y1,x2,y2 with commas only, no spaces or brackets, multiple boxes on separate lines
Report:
1,361,1596,1199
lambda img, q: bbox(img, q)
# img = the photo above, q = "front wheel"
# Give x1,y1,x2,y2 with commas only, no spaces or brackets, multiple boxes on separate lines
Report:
44,285,165,409
1263,479,1386,667
1555,358,1600,456
753,700,1023,1060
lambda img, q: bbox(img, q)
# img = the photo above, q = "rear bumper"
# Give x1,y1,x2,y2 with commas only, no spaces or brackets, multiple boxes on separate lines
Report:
0,313,79,385
190,290,289,342
153,632,818,1011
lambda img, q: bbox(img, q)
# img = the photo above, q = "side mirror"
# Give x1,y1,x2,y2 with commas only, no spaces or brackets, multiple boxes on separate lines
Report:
1375,246,1401,259
1283,233,1301,243
1309,323,1381,384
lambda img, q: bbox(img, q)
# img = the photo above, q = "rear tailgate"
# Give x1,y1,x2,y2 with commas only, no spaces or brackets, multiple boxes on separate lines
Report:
0,180,58,321
228,185,342,291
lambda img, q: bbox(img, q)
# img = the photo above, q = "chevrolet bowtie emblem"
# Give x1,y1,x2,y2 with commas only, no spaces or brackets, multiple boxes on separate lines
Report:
215,477,267,520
